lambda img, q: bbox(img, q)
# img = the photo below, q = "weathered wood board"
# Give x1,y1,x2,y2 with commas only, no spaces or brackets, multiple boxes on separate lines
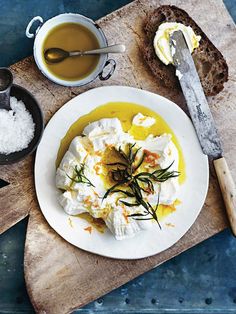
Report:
0,0,235,312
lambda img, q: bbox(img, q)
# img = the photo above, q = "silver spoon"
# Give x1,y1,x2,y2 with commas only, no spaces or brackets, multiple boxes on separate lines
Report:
44,44,126,64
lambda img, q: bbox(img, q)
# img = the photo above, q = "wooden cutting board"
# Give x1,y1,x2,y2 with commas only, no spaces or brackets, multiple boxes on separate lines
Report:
0,0,235,312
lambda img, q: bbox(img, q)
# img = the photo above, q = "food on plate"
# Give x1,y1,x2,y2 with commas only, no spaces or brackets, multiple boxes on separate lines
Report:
132,112,156,127
0,97,35,154
143,5,228,96
42,22,100,81
56,102,185,240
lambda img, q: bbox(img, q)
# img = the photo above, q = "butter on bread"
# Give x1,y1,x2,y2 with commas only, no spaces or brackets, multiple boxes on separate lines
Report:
143,5,228,96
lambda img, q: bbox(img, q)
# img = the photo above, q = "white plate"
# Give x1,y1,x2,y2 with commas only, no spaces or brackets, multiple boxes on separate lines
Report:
35,86,209,259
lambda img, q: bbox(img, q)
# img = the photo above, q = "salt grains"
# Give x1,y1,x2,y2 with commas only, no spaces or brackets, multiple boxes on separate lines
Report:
0,97,35,154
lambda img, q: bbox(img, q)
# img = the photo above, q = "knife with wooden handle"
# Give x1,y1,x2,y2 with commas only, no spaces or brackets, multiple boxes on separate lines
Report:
170,30,236,236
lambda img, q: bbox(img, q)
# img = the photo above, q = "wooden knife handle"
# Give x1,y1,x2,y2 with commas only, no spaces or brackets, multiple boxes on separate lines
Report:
213,157,236,236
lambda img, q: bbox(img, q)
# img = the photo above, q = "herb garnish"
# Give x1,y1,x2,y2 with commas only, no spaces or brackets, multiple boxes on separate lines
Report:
103,143,179,226
67,163,95,187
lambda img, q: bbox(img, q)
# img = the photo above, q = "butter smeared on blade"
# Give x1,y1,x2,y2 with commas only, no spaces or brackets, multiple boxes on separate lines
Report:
153,22,201,65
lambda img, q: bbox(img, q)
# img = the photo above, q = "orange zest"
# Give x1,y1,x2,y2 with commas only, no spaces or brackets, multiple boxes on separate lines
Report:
122,209,129,224
95,151,103,157
84,196,92,206
94,162,102,175
84,226,92,234
144,149,160,167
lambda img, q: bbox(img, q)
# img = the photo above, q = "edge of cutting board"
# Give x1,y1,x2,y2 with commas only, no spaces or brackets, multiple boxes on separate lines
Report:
4,0,235,312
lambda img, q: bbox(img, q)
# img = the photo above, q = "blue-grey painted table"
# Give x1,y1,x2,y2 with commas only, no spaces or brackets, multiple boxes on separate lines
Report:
0,1,236,313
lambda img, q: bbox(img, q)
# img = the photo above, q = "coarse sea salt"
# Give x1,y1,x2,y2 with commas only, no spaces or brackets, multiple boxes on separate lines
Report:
0,96,35,154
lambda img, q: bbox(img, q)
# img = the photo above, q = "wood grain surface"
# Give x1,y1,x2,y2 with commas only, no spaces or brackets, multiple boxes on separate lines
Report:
0,0,235,312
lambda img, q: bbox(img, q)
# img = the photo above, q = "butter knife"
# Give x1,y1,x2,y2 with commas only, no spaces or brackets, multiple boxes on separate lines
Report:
170,30,236,236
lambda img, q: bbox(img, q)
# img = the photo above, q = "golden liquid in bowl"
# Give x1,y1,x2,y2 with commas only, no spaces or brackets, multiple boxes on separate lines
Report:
42,22,100,81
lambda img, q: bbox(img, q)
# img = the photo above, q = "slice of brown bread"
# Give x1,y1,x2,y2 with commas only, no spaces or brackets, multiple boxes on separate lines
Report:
143,5,228,96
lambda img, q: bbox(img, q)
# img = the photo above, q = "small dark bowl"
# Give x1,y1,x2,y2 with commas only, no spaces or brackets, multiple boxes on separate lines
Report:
0,84,44,165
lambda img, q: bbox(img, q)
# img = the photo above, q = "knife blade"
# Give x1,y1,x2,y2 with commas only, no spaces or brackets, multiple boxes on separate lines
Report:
170,31,222,159
170,30,236,236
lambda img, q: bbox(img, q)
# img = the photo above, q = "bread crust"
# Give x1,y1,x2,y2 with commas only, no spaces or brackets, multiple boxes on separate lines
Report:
143,5,228,96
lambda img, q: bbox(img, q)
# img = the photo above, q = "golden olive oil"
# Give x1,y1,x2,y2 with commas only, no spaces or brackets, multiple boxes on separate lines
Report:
43,22,100,81
76,213,106,233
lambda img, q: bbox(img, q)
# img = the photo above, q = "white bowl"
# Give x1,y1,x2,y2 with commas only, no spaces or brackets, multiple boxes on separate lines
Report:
26,13,116,86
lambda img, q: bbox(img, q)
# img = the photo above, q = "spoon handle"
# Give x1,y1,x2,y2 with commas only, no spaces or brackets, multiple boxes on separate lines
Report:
70,44,126,56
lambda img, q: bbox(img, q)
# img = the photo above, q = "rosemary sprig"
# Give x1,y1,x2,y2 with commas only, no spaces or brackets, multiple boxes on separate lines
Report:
135,162,179,182
103,143,179,226
102,180,128,199
67,164,95,187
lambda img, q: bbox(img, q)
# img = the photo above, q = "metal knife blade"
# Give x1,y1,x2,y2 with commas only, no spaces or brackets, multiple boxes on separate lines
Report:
170,30,223,159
